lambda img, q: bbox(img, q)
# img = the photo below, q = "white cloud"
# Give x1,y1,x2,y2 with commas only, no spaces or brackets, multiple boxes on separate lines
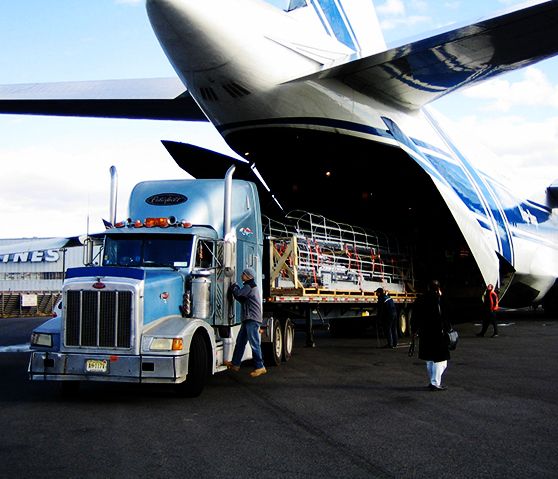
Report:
376,0,430,31
443,1,461,9
0,118,230,239
377,0,406,16
462,67,558,112
410,0,429,12
380,15,430,31
441,112,558,197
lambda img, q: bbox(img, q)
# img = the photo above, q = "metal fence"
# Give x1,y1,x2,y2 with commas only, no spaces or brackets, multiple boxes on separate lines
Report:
0,291,61,318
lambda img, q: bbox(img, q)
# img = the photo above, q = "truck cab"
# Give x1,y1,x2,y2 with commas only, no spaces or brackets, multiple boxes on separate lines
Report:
29,176,264,396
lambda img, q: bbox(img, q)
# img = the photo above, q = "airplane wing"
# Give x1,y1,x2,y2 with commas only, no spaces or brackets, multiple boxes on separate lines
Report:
296,0,558,110
0,77,208,121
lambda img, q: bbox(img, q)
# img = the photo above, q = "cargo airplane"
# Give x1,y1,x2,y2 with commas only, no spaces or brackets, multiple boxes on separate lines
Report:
1,0,558,313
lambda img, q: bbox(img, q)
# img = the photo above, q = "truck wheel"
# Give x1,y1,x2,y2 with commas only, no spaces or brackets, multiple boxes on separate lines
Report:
263,318,282,367
282,318,294,362
403,307,413,336
398,308,408,336
176,332,208,398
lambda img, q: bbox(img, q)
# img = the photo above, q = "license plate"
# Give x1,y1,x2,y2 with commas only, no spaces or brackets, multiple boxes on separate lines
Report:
85,359,109,374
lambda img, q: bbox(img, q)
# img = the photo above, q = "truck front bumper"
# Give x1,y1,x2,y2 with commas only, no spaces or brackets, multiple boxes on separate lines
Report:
28,351,188,384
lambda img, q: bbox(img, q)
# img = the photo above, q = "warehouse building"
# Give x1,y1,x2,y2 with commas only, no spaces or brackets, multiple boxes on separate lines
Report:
0,239,87,317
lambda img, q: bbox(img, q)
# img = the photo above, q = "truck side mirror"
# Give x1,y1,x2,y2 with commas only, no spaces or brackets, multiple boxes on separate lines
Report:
82,237,94,266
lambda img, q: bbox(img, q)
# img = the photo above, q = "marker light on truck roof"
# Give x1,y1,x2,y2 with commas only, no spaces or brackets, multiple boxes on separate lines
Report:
115,217,191,228
145,217,169,228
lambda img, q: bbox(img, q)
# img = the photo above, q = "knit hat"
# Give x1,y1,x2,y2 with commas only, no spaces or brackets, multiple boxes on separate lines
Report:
242,267,256,279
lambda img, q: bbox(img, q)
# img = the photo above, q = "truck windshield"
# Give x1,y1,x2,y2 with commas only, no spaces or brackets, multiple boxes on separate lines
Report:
103,234,193,268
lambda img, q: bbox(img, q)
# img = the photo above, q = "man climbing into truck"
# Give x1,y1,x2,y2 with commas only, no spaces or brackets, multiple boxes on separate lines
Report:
225,267,267,377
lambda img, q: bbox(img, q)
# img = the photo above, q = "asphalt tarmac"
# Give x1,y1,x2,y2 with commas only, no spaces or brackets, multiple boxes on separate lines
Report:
0,311,557,478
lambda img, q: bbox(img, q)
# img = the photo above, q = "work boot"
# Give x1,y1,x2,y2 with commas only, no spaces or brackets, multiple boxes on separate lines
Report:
224,360,240,372
250,367,267,378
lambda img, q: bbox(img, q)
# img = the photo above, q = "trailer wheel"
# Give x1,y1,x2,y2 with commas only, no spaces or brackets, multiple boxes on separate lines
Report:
282,318,294,362
398,308,408,336
176,332,209,398
263,318,282,367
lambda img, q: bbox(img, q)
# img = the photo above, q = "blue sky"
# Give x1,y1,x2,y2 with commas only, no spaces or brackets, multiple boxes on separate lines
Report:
0,0,557,238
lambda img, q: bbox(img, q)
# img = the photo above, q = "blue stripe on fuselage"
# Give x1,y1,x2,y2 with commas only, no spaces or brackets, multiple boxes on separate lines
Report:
423,110,513,265
311,0,357,51
221,115,515,260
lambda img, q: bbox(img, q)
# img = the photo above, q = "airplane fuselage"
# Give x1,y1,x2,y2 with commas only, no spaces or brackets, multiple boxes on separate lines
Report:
145,0,558,306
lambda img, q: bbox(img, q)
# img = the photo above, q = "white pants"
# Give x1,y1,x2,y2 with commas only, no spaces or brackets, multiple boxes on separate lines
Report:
426,360,447,387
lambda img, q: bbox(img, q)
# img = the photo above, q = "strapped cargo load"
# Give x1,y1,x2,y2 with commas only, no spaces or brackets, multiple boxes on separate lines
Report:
264,211,416,302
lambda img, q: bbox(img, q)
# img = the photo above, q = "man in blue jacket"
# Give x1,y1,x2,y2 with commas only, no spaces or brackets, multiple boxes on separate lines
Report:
376,287,398,349
224,267,267,377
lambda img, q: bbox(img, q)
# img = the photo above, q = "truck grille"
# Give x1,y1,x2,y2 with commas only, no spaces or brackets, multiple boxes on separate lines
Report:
65,290,133,348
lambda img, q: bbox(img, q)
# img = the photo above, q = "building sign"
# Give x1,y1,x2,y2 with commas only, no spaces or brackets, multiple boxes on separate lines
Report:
21,293,38,307
0,249,60,264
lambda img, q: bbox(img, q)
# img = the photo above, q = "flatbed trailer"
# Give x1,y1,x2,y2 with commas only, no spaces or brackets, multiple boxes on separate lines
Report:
262,212,417,346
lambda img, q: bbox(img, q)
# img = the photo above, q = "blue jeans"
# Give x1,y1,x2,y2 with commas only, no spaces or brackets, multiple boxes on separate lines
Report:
383,319,398,348
232,320,265,369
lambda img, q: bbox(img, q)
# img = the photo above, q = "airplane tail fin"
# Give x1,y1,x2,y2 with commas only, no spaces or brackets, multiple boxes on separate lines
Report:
304,0,386,56
288,0,386,57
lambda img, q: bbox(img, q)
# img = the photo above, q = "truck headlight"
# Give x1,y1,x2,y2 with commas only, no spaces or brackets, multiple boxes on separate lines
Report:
31,332,53,348
149,337,184,351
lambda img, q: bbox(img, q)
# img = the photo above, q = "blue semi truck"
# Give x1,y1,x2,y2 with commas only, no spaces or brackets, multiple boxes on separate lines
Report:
29,168,415,396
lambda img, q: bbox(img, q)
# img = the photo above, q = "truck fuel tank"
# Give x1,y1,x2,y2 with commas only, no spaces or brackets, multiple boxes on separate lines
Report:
191,273,212,320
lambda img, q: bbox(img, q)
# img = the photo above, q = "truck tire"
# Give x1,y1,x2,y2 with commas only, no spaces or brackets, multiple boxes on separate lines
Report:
176,332,209,398
263,318,282,367
282,318,294,362
405,307,413,336
398,308,408,336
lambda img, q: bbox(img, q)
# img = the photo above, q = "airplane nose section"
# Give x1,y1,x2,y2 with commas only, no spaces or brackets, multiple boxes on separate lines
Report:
146,0,230,72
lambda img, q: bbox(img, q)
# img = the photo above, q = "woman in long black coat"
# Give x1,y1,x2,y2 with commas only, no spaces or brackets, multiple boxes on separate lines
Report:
412,280,452,391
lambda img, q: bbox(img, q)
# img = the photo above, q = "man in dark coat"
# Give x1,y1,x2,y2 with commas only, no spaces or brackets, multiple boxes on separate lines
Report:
412,280,452,391
376,288,398,348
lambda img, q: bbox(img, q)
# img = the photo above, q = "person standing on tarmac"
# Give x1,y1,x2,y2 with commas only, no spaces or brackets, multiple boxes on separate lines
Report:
224,267,267,377
412,280,452,391
376,288,398,349
476,283,499,338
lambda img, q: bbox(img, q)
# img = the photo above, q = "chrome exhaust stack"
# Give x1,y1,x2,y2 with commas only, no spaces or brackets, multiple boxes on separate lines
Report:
109,166,118,227
223,165,236,278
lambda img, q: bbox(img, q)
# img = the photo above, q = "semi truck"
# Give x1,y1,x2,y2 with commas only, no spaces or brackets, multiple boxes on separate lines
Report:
29,168,416,396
